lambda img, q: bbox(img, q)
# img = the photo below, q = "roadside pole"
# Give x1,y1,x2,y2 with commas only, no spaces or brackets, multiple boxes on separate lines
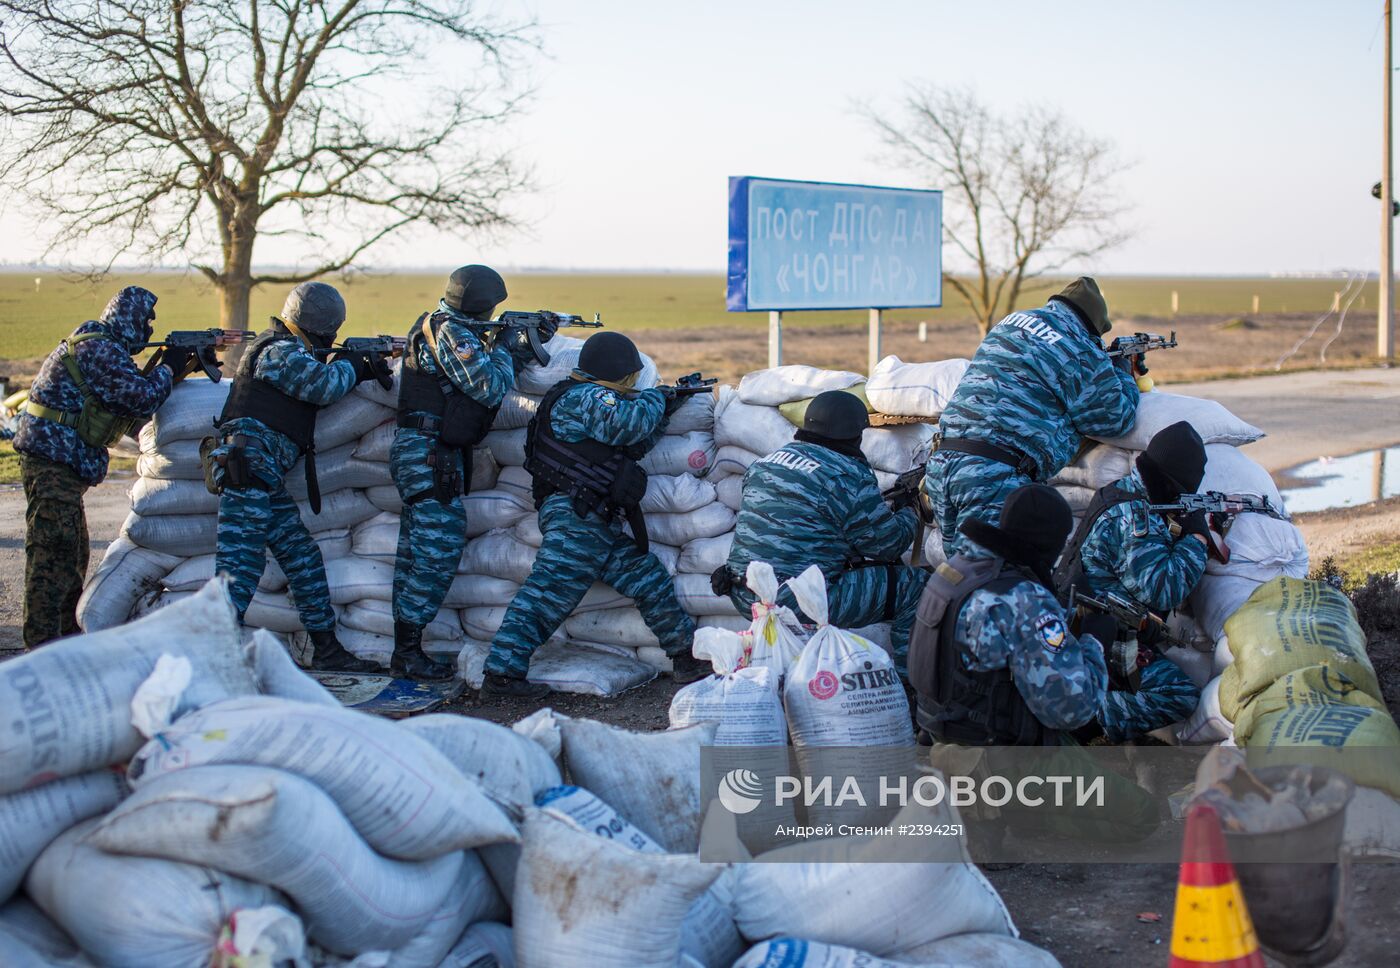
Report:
868,308,882,375
769,311,783,367
1383,0,1395,359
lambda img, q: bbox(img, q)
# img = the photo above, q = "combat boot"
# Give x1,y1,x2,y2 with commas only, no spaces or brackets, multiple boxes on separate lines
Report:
307,629,382,674
391,621,454,681
669,652,714,685
480,672,551,701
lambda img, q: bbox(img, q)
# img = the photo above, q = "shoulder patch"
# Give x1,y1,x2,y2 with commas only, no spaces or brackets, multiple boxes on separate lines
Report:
1034,613,1067,652
450,337,474,360
599,390,618,407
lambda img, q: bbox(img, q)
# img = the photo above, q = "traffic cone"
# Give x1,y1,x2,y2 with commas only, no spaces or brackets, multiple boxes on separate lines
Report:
1168,803,1264,968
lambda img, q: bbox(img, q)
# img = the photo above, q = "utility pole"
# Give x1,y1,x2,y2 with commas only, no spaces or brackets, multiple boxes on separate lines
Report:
1382,0,1395,359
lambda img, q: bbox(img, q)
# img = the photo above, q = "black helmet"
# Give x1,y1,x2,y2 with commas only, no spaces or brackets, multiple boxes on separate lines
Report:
1136,421,1206,504
578,332,643,382
803,390,870,441
1049,276,1112,336
960,484,1073,585
444,265,507,317
280,282,346,337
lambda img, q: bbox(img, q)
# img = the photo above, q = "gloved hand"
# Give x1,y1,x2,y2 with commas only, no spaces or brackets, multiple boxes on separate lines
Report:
503,325,537,367
333,349,381,386
535,311,561,343
659,385,686,416
159,346,199,381
1179,509,1211,542
1112,354,1135,376
1079,612,1119,651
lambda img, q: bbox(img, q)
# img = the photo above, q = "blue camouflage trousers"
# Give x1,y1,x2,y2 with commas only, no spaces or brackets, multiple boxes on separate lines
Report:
215,485,336,631
1098,657,1201,743
393,496,465,627
485,498,696,678
925,451,1031,558
729,563,930,671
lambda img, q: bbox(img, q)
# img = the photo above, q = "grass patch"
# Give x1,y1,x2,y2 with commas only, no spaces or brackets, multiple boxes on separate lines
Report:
1311,543,1400,587
0,440,20,484
1218,317,1259,331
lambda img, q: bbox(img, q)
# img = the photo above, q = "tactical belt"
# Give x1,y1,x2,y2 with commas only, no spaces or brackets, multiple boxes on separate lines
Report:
24,400,79,429
935,436,1039,481
397,412,441,432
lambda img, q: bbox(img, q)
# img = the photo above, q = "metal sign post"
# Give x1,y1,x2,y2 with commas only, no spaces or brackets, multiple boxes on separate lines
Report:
727,176,943,372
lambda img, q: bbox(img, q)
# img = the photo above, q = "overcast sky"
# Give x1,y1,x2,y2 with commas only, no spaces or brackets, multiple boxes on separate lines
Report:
0,0,1388,275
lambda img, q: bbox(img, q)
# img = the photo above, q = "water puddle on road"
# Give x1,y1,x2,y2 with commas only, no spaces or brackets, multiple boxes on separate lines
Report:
1278,446,1400,513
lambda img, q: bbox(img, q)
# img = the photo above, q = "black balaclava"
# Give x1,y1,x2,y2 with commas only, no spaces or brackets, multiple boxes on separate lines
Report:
959,484,1074,589
1136,421,1207,505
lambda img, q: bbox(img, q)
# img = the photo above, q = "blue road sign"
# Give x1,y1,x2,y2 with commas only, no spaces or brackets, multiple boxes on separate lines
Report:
728,176,942,312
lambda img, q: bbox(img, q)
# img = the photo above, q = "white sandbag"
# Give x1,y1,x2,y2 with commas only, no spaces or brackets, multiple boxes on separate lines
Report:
441,922,515,968
0,771,127,903
716,473,744,510
76,535,180,631
1343,786,1400,859
1054,483,1097,514
674,571,744,617
456,639,656,697
665,392,716,435
863,355,969,418
470,446,503,491
341,598,462,642
248,630,339,707
742,561,809,683
670,629,787,745
286,446,391,500
640,431,718,478
350,511,400,558
513,807,722,968
727,804,1015,956
351,359,401,407
512,513,544,547
860,423,934,474
1162,644,1214,690
1188,574,1265,643
1213,635,1233,677
1207,513,1309,582
647,502,737,547
678,533,735,576
462,488,534,537
460,529,539,582
402,713,562,813
88,766,467,955
0,897,91,967
534,786,745,968
714,445,763,479
26,819,281,968
559,718,717,852
733,934,1058,967
442,574,523,610
244,590,307,634
324,556,395,604
387,850,506,968
1176,676,1233,745
142,378,230,450
494,388,543,430
1050,443,1136,490
366,484,403,513
129,475,219,516
161,552,284,594
574,582,637,613
714,387,797,455
352,419,396,462
485,427,528,467
315,394,395,452
644,473,719,515
782,566,913,748
495,463,534,499
333,627,393,665
311,527,352,561
121,509,218,556
128,695,518,860
0,579,255,794
1201,443,1285,511
514,334,586,395
294,487,380,532
135,437,205,480
738,366,863,406
1093,391,1264,450
653,541,681,575
564,607,660,649
920,528,947,569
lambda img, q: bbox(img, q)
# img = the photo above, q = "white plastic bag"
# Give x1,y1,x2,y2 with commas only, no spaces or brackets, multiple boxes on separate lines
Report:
782,566,913,748
863,356,969,418
669,628,787,746
742,561,808,683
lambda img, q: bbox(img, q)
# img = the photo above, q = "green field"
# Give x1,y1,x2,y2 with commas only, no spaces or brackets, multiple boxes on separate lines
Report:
0,269,1372,363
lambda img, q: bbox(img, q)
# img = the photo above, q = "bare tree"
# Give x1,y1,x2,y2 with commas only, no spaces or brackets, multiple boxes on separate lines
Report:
863,85,1131,333
0,0,535,328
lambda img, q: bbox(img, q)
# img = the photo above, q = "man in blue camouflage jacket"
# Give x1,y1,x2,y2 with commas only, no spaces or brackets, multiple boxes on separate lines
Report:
14,286,191,646
481,332,706,698
207,282,387,673
1063,421,1211,742
390,265,557,680
927,277,1140,557
721,390,929,668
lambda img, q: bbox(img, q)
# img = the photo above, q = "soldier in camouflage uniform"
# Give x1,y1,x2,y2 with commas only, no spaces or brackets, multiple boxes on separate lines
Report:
720,390,929,668
390,265,556,680
910,484,1112,745
14,286,192,646
927,277,1140,558
208,282,387,672
481,332,707,699
1063,421,1211,742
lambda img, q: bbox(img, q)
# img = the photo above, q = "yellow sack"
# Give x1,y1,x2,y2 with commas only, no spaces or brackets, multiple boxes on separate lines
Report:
778,383,874,427
1234,664,1400,798
1218,577,1377,720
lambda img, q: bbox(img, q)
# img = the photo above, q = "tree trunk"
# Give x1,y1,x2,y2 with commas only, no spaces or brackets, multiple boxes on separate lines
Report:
217,232,257,368
219,276,252,330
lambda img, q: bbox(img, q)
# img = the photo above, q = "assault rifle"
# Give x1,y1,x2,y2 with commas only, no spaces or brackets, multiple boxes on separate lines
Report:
486,310,604,367
1106,330,1177,375
135,329,255,382
883,466,932,566
1150,490,1282,520
1068,586,1188,692
312,335,405,391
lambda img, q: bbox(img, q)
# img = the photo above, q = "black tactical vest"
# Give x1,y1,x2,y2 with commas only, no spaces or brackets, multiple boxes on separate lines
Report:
397,312,499,450
1051,481,1139,599
217,329,318,452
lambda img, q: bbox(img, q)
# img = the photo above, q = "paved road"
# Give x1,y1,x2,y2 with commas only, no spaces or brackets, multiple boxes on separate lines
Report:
1172,366,1400,473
